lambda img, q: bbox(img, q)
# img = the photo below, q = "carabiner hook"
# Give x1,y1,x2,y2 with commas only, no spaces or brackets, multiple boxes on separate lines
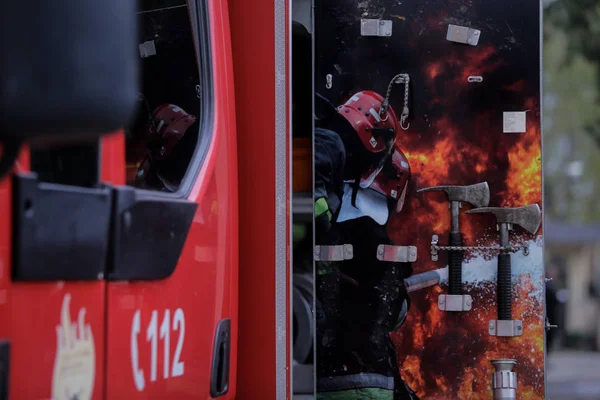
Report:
400,116,410,131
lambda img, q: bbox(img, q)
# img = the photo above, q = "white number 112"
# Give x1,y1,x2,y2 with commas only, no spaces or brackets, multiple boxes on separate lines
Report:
131,308,185,391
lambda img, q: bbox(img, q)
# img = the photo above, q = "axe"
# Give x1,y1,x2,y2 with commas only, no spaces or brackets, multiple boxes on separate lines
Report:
417,182,490,311
466,204,541,336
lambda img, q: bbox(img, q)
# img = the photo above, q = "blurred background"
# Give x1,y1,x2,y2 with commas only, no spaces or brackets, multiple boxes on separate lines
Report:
543,0,600,398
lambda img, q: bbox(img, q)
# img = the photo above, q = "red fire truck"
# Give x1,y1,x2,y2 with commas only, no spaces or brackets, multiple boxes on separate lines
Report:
0,0,293,398
0,0,546,399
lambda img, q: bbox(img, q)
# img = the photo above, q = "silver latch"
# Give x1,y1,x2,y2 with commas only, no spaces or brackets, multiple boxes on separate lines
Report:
326,74,333,89
376,245,417,262
139,40,157,58
314,244,353,261
438,294,473,312
468,76,483,83
489,320,523,337
446,24,481,46
361,19,393,37
545,317,558,331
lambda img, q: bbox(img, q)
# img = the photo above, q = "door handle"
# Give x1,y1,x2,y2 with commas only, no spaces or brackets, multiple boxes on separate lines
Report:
210,319,231,397
0,340,9,400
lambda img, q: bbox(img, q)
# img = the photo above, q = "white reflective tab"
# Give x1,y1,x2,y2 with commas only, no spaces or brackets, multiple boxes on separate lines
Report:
503,111,527,133
314,245,353,261
138,40,157,58
446,25,481,46
376,245,417,262
360,19,393,37
156,119,164,133
369,108,382,122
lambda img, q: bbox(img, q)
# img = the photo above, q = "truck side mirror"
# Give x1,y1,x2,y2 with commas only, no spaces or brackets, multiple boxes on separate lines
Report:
0,0,140,177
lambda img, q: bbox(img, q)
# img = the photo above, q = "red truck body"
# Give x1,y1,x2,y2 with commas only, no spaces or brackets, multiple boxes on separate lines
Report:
0,0,292,398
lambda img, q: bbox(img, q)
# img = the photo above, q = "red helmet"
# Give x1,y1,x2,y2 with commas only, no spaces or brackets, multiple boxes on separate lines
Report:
337,90,400,155
146,104,196,160
369,147,411,213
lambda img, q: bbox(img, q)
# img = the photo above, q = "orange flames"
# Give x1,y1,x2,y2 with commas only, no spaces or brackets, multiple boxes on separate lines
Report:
386,37,544,398
503,123,543,209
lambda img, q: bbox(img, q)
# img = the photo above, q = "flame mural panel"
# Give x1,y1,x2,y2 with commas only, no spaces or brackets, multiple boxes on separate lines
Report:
313,1,543,399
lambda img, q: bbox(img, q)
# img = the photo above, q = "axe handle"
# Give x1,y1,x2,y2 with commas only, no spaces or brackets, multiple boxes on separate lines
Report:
497,253,512,320
448,232,463,295
404,269,441,293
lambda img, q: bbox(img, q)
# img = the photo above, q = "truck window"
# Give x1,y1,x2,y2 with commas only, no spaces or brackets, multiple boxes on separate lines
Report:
29,0,206,194
126,0,202,192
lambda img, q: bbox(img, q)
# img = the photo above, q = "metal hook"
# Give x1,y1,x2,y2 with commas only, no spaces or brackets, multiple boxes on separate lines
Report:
401,117,410,131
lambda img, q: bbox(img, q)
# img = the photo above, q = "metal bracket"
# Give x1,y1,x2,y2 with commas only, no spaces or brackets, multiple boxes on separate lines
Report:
489,320,523,337
377,245,417,262
438,294,472,312
314,245,353,261
361,19,393,37
431,235,440,261
545,317,558,331
446,24,481,46
138,40,157,58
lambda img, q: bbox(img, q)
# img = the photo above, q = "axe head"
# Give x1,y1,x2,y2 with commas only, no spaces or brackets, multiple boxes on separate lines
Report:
466,204,542,235
417,182,490,208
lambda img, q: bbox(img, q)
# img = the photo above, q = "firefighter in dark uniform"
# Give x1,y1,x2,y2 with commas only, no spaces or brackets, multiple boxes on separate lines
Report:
130,99,198,192
315,91,418,399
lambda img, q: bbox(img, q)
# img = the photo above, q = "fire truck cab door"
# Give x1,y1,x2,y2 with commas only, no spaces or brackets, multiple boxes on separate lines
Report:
104,0,238,398
0,0,237,398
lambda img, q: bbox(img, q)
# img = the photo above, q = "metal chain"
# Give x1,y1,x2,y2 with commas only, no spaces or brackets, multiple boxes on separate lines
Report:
379,73,410,130
433,245,525,253
431,244,529,256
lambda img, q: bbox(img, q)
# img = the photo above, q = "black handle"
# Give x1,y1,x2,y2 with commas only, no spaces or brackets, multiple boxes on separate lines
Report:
448,232,463,295
210,319,231,397
0,340,9,400
498,253,512,320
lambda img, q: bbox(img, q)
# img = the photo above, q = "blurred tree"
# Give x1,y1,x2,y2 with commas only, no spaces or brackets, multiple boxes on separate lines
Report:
546,0,600,148
543,0,600,222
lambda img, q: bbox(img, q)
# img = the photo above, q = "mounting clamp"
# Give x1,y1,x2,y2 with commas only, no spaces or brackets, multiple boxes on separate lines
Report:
361,19,392,37
489,320,523,337
314,245,353,262
138,40,157,58
446,24,481,46
438,294,473,312
377,245,417,262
